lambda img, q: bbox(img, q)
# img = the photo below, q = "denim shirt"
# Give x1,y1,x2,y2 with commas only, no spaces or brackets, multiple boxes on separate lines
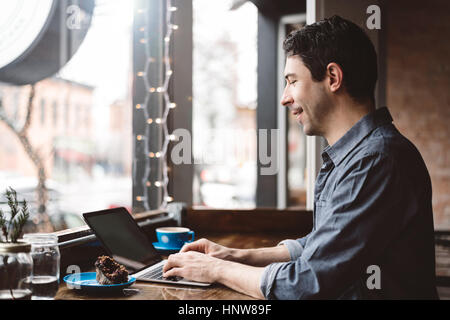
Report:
260,107,438,299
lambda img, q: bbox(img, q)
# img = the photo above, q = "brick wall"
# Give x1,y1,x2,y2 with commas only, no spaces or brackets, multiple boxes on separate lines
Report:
386,0,450,229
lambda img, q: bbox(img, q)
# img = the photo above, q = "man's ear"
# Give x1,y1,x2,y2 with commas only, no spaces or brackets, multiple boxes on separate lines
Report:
326,62,344,93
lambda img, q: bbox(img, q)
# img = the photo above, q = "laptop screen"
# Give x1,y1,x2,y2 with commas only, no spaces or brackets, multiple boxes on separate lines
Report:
83,207,161,271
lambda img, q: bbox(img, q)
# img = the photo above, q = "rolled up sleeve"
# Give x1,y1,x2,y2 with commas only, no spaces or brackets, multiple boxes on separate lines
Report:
260,262,285,299
260,236,309,299
277,238,306,261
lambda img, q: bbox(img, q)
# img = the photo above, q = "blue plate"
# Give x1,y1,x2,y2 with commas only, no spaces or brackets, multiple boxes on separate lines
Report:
63,272,136,292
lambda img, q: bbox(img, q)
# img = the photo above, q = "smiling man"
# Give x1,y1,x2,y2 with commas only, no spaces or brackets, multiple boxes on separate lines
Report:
163,15,438,299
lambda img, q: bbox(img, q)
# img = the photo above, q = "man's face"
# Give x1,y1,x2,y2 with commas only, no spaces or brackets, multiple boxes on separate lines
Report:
281,55,332,136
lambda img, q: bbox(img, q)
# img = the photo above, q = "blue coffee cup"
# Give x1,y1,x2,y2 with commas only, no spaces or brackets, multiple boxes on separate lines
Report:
155,227,195,249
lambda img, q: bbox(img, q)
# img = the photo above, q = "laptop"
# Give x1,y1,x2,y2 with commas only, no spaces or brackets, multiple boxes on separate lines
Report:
82,207,211,287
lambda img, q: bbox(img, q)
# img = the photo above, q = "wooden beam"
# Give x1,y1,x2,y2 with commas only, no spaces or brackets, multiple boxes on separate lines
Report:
186,207,312,234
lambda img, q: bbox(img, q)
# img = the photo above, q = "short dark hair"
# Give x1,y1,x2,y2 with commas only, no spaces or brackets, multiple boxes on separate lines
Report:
283,15,378,104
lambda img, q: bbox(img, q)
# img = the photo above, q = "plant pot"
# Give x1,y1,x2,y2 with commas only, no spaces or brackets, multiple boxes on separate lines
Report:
0,241,33,300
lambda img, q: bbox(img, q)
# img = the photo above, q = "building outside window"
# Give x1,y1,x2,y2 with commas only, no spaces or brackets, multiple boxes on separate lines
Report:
0,0,133,232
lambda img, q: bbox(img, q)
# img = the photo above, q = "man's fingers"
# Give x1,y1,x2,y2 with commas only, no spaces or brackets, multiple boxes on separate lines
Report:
179,242,194,253
180,239,207,253
161,251,218,284
163,267,183,278
163,253,181,272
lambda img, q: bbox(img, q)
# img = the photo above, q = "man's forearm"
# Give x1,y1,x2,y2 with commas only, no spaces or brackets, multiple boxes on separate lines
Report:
215,259,266,300
230,245,291,267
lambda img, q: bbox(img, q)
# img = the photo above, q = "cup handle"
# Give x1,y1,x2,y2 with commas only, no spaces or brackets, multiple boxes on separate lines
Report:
187,231,195,243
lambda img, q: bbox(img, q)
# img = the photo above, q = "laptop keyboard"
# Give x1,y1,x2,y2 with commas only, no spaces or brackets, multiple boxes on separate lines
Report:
140,265,183,282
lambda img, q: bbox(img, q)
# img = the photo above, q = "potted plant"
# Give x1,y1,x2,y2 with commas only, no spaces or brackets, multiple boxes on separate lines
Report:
0,187,33,300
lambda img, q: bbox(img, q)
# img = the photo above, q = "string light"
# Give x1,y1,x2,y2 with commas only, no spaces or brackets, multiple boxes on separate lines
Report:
134,0,178,210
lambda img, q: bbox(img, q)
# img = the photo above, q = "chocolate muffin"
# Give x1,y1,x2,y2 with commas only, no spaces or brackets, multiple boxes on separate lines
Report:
95,255,129,284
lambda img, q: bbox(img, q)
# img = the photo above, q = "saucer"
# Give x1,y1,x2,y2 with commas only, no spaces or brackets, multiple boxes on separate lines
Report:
152,241,184,254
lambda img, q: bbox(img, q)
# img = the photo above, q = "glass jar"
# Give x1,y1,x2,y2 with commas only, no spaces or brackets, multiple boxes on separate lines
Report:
0,242,33,300
23,234,60,300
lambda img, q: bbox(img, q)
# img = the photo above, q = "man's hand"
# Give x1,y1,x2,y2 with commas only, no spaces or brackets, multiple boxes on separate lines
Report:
179,238,236,261
162,250,266,299
163,237,290,299
162,251,222,283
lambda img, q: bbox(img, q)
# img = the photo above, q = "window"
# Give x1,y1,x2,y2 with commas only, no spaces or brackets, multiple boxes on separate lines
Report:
166,1,316,210
0,0,133,233
192,0,258,208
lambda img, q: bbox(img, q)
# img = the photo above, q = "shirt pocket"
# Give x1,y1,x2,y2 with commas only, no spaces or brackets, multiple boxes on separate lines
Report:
314,199,328,229
314,198,331,227
315,198,328,207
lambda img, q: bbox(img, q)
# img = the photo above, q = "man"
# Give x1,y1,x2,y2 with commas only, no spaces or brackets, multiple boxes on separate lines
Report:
163,15,438,299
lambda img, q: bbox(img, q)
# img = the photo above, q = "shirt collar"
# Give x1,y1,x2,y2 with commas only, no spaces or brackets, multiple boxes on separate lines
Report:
323,107,393,167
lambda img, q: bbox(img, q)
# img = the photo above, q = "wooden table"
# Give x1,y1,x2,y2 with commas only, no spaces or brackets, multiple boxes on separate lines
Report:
55,232,297,300
56,280,256,300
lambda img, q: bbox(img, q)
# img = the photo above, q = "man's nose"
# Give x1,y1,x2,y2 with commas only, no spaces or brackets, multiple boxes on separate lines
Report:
280,89,293,107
